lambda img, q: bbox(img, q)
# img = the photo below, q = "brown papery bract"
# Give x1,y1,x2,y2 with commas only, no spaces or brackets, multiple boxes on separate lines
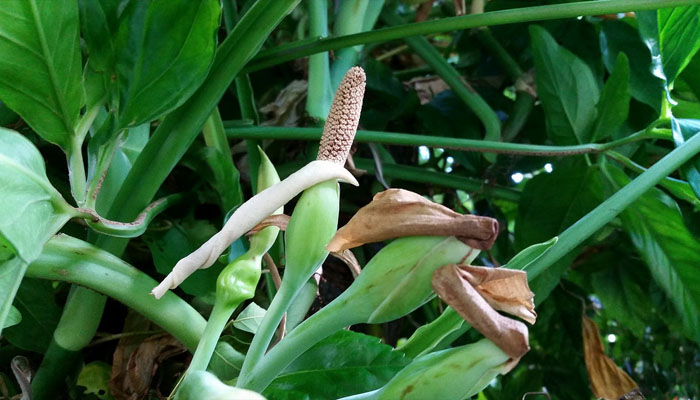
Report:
457,265,536,324
432,264,533,362
582,315,639,399
326,188,499,252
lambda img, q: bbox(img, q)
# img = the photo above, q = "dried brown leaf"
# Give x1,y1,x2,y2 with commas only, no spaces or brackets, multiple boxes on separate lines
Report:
432,264,530,360
404,76,451,104
110,332,186,400
582,316,639,400
248,214,290,235
260,80,307,127
454,0,467,15
415,1,433,22
331,249,362,278
458,265,536,324
327,189,498,252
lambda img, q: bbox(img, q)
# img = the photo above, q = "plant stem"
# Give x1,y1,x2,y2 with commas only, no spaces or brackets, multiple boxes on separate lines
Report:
240,298,353,392
244,0,700,72
526,125,700,280
68,137,87,206
225,125,661,156
352,159,521,202
330,0,370,90
605,150,700,207
186,302,234,373
238,278,297,383
306,0,333,120
382,12,501,148
502,92,536,143
25,235,205,351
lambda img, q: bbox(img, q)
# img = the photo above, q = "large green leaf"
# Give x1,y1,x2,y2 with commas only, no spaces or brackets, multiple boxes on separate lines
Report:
3,278,60,353
0,0,83,149
599,19,664,110
530,25,600,145
590,252,653,338
111,0,220,129
638,6,700,85
0,128,74,337
605,164,700,341
515,159,604,301
591,52,630,142
264,330,411,400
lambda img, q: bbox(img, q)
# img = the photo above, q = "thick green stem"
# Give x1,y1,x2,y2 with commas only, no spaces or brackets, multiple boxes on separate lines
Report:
330,0,370,89
352,159,521,202
526,127,700,280
238,278,297,383
67,138,87,206
382,12,501,148
187,302,234,374
245,0,700,72
25,235,205,351
306,0,333,120
225,125,659,156
240,297,355,392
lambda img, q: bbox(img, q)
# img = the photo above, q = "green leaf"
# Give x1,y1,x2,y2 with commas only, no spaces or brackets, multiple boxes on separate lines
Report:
515,159,604,301
0,258,28,340
505,237,558,272
3,278,61,353
76,361,114,400
591,53,630,142
599,19,664,110
672,119,700,200
264,330,411,400
605,164,700,341
0,128,74,263
208,341,245,382
590,254,653,338
0,0,83,149
233,302,266,334
2,305,21,329
638,7,700,85
530,25,600,145
112,0,221,128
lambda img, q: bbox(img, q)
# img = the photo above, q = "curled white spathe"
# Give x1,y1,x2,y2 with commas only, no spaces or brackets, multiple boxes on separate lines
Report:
151,161,358,299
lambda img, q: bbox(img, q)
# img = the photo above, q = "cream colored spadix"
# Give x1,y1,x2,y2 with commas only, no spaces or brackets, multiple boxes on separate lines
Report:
152,66,366,299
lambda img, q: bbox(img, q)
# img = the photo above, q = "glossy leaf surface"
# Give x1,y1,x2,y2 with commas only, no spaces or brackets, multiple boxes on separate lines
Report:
0,0,83,149
530,25,600,145
265,330,410,400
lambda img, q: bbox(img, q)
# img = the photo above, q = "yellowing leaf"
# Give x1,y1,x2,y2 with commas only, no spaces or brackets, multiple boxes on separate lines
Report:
582,315,638,399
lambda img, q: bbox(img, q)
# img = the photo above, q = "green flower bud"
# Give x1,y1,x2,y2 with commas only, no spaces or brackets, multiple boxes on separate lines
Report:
341,339,511,400
175,371,265,400
337,235,478,324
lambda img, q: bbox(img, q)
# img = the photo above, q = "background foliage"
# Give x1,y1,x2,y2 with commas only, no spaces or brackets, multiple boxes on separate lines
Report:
1,0,700,399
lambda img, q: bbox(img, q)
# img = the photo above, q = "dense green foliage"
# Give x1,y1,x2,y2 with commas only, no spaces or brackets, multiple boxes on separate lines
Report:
1,0,700,399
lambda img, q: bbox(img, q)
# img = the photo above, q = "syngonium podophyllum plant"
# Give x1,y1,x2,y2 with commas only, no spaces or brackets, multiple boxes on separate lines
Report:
4,0,700,399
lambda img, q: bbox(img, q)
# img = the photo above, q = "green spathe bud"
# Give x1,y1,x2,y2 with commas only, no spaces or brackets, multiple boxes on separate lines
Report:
343,235,478,324
241,235,477,392
175,371,265,400
284,179,339,287
341,339,510,400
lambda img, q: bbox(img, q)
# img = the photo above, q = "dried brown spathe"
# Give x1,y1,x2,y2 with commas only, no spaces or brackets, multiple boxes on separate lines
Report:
582,316,639,399
327,188,499,252
432,264,535,361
